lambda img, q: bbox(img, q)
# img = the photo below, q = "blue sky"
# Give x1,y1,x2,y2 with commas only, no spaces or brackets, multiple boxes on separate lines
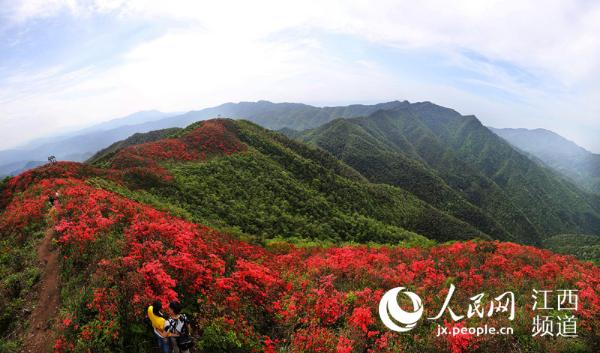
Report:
1,0,599,152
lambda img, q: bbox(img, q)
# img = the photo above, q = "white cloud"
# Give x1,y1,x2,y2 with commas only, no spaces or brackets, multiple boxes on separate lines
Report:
9,0,598,83
1,0,600,151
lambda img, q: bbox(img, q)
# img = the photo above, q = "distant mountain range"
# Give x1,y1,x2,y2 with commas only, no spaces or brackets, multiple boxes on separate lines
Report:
294,104,600,243
490,127,600,194
0,110,176,176
7,99,597,188
0,101,413,177
85,101,600,242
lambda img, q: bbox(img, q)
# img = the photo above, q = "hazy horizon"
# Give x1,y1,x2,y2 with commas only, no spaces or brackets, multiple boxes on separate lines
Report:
1,1,599,152
5,99,599,156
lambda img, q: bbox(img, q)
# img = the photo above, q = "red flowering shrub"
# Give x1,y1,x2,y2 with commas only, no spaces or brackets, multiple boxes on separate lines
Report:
128,138,198,161
108,119,247,188
1,122,599,353
290,326,338,353
442,321,479,353
120,119,245,162
348,306,375,333
0,162,119,208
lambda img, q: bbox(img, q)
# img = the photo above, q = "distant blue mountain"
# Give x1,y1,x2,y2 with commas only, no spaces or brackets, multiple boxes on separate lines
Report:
0,101,409,176
491,127,600,194
0,110,174,176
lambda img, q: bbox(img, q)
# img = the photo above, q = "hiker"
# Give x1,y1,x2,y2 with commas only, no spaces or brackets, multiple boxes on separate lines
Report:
48,194,56,207
48,191,60,207
167,301,193,353
147,301,176,353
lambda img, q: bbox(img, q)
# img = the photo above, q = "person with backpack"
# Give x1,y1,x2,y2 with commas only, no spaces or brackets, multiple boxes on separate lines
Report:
48,194,55,207
147,301,176,353
167,301,193,353
48,191,60,207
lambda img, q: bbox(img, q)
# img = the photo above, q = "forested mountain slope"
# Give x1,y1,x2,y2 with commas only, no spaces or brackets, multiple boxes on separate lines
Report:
297,103,600,243
491,127,600,194
90,119,486,244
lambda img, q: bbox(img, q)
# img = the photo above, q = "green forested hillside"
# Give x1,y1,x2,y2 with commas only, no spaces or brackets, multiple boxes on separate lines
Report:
296,103,600,243
542,234,600,263
491,127,600,195
88,101,600,245
435,113,600,237
92,119,487,244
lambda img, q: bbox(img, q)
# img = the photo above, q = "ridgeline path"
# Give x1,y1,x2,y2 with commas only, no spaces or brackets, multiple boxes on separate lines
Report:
23,228,61,353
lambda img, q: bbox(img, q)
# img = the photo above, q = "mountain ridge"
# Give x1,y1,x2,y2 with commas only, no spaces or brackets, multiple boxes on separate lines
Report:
0,100,415,177
4,100,599,244
87,118,487,243
296,104,600,242
491,127,600,194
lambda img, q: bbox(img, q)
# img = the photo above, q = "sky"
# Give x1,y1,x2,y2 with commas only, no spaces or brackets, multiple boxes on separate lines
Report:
1,0,599,152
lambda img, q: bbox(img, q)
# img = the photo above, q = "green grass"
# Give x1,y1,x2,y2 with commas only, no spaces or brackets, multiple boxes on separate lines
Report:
0,229,44,350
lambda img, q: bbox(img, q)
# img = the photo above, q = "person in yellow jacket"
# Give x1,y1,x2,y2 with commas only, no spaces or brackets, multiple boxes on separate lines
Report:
148,301,176,353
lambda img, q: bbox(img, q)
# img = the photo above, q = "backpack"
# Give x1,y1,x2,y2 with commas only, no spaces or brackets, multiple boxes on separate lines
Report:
177,335,194,351
172,315,194,350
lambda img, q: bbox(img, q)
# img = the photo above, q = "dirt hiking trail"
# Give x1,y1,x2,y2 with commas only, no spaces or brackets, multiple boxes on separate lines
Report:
22,229,61,353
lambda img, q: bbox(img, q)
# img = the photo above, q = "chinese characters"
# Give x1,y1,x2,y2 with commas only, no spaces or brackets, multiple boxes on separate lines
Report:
531,289,578,337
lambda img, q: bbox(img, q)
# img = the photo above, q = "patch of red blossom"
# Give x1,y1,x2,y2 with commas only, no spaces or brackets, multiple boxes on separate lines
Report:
290,326,338,353
442,321,479,353
1,130,599,352
122,119,245,162
348,306,375,334
110,119,247,187
336,336,354,353
0,162,119,207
